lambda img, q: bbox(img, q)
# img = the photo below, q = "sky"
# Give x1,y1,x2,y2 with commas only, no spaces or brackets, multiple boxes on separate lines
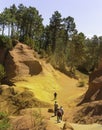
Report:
0,0,102,38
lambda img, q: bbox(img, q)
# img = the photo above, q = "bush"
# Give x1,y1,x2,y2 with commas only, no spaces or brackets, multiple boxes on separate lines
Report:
0,64,5,83
32,110,47,130
21,35,35,49
0,112,10,130
0,35,12,49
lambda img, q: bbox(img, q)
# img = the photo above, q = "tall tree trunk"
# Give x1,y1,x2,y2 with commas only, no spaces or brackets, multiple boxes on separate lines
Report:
2,24,5,35
8,24,11,37
11,22,14,37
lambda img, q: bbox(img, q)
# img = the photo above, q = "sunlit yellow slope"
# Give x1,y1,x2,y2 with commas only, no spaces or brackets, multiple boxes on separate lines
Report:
15,60,86,106
15,60,61,104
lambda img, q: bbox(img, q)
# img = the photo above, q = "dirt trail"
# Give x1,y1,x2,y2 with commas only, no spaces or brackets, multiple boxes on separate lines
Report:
49,115,102,130
71,123,102,130
48,73,102,130
44,113,102,130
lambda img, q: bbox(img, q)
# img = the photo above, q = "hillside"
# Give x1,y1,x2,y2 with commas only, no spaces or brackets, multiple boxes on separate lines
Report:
2,42,85,106
2,42,102,130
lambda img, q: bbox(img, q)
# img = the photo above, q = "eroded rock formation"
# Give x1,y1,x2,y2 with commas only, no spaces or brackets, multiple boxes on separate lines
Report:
72,57,102,124
4,43,42,79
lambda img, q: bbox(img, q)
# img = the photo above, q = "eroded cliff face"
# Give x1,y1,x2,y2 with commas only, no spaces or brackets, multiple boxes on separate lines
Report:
4,43,42,79
72,57,102,124
79,60,102,104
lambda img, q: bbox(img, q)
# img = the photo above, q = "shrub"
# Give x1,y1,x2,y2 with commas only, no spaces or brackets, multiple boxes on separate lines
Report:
0,112,10,130
32,110,47,130
0,35,12,49
22,35,35,49
0,64,5,83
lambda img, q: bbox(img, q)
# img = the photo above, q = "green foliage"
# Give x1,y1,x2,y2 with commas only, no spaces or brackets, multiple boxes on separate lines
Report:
0,35,12,49
23,35,35,49
67,32,86,73
0,64,5,83
0,112,10,130
38,49,47,58
0,4,43,47
82,35,100,72
0,3,101,76
63,16,77,39
53,31,66,70
49,11,62,52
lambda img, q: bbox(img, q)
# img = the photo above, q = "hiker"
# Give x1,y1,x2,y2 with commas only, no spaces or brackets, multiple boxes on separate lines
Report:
60,106,64,121
54,101,58,116
56,106,64,123
56,107,62,123
54,92,57,100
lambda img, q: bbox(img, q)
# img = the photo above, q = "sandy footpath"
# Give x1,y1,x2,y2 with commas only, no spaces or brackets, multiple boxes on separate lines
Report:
71,123,102,130
50,116,102,130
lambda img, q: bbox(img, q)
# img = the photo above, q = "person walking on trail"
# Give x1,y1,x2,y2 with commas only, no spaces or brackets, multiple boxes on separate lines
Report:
54,92,57,100
56,107,62,123
56,106,64,123
54,101,58,116
60,106,64,121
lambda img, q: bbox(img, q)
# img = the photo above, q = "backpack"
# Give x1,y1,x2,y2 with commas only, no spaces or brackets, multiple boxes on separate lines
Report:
57,109,62,116
60,108,64,115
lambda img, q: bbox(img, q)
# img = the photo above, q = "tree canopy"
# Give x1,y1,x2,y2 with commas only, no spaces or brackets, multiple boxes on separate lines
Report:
0,4,101,76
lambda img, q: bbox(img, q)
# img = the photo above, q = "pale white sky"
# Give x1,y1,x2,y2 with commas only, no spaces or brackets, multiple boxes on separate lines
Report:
0,0,102,38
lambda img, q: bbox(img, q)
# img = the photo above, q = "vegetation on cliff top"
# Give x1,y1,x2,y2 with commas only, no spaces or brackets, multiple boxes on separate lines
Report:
0,4,102,80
